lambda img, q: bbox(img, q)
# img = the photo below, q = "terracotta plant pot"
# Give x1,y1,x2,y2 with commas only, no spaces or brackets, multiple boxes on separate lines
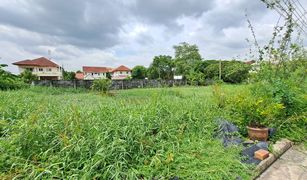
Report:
247,126,269,141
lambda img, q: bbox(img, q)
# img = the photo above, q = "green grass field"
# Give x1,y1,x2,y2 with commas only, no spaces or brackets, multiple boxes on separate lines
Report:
1,86,254,179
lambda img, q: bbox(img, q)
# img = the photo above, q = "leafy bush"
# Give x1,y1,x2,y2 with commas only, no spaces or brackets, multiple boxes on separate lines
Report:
63,70,76,80
211,83,226,108
0,65,27,90
223,62,251,83
20,69,38,83
132,65,147,79
204,61,251,84
226,90,285,129
91,79,112,94
224,79,306,141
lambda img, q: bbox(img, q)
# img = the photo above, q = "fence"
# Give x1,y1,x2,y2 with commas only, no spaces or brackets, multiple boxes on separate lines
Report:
33,79,187,90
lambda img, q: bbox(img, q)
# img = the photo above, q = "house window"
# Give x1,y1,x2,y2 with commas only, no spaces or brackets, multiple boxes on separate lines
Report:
26,68,33,72
120,71,122,74
39,68,44,72
47,68,52,72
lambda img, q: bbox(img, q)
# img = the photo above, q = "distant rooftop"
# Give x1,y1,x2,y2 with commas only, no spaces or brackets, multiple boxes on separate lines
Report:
82,66,113,73
112,65,131,72
12,57,60,67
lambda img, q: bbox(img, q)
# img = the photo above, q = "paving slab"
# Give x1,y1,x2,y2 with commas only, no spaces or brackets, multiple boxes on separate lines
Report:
257,146,307,180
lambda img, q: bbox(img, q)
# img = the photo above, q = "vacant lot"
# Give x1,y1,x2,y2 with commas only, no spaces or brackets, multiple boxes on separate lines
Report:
1,86,254,179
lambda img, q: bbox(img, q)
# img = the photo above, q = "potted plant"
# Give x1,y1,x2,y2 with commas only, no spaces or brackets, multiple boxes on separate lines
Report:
247,124,269,141
247,98,285,141
228,94,284,141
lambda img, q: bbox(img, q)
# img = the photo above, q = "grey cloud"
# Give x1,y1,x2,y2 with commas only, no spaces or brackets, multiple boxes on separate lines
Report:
1,0,305,74
133,0,214,24
203,0,269,30
131,0,214,34
0,0,126,48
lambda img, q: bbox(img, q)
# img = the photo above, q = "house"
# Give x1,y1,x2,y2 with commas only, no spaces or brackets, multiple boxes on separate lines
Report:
111,65,132,80
82,66,113,80
244,60,256,65
81,65,131,80
75,72,84,80
12,57,63,80
245,60,259,73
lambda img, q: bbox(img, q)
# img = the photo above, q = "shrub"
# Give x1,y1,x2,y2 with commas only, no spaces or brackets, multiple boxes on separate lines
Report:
0,65,27,90
132,65,147,79
204,61,251,84
91,79,112,94
20,69,38,83
226,91,285,129
225,80,306,141
223,62,251,83
211,83,226,108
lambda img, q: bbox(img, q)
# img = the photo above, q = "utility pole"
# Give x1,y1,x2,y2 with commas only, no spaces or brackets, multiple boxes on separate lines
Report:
62,64,64,80
219,59,222,80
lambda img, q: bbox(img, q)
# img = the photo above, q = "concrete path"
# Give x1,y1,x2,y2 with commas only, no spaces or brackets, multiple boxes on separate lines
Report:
258,146,307,180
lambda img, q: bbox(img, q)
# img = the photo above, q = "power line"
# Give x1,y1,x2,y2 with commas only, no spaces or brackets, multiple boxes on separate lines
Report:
290,0,307,21
283,0,307,28
273,7,307,35
279,0,307,28
272,0,307,35
294,0,307,15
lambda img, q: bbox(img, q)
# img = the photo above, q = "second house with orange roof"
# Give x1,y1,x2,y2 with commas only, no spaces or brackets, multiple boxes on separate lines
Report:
80,65,131,80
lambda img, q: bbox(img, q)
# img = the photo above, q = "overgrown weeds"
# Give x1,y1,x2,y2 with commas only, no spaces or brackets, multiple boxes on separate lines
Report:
0,86,253,179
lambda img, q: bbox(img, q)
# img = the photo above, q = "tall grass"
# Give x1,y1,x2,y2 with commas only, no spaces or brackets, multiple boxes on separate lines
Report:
0,86,253,179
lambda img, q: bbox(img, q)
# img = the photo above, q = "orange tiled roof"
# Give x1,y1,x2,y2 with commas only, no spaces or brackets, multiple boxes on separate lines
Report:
75,72,84,80
12,57,59,67
83,66,112,73
112,65,131,72
245,60,256,65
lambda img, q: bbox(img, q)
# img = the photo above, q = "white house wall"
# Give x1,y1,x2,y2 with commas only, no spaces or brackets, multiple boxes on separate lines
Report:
83,72,107,80
18,66,63,80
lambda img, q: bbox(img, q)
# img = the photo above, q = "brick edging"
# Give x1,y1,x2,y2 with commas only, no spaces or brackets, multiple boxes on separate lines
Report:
254,139,293,179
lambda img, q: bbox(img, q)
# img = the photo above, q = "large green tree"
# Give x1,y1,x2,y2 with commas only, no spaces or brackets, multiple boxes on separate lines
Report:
186,60,218,84
223,61,251,83
173,42,202,77
132,65,147,79
204,60,251,83
147,55,174,80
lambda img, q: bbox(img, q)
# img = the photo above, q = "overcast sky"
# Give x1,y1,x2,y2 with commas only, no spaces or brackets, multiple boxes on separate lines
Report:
0,0,306,73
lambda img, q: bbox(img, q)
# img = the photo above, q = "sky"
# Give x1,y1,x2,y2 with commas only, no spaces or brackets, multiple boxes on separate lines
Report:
0,0,306,73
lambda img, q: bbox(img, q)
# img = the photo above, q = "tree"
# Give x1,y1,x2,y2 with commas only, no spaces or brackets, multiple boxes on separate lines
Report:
132,65,147,79
20,69,38,84
186,69,206,85
147,55,174,80
203,60,251,83
106,72,112,79
185,60,217,84
223,61,251,83
63,70,76,80
173,42,202,77
204,63,220,80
